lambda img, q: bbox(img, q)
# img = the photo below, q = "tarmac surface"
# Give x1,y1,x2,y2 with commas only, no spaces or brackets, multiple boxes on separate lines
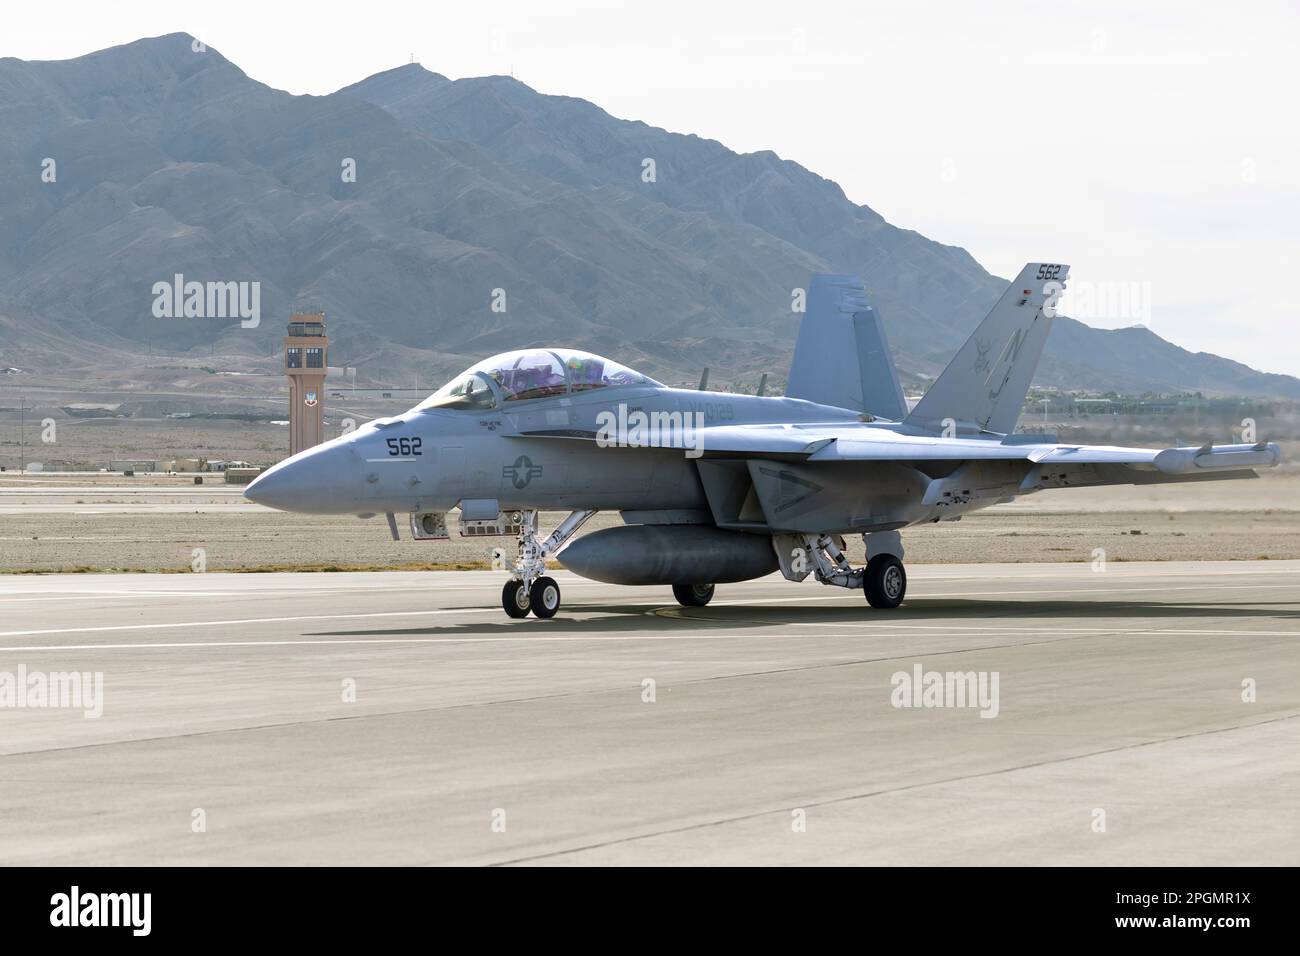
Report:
0,562,1297,865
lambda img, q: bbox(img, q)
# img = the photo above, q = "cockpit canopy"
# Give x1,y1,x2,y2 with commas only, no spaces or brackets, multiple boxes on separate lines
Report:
419,349,661,411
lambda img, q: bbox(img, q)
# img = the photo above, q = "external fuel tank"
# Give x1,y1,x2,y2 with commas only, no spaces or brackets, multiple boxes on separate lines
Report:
556,524,778,586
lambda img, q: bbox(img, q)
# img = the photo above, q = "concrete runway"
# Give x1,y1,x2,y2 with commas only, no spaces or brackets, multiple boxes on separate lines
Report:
0,562,1297,865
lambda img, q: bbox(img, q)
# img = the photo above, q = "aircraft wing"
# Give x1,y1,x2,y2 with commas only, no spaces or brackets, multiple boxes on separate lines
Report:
687,425,1150,463
514,421,1281,475
697,426,1279,473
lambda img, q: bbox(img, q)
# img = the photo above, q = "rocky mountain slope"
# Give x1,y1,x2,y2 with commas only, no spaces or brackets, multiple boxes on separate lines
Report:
1,33,1295,399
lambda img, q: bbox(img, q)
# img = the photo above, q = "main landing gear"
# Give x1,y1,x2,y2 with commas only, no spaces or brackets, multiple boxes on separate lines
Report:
862,553,906,609
787,531,908,609
499,510,595,619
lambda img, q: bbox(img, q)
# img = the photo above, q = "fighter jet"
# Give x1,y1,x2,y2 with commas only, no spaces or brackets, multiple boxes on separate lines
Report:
245,264,1281,618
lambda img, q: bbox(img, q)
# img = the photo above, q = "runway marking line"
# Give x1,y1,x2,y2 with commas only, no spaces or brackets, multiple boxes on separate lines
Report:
1,623,1296,653
0,575,1296,644
1,563,1298,597
3,576,1298,607
0,607,502,639
695,582,1300,607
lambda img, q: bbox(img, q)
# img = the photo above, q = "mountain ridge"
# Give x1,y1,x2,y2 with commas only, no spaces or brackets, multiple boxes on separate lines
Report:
0,32,1295,400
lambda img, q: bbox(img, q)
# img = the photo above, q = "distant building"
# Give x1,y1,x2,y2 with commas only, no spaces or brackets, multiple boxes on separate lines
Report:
110,459,160,473
1074,398,1117,414
30,459,83,473
224,467,264,485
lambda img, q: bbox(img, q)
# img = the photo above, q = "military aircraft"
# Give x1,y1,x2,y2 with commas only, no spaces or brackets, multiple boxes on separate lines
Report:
245,263,1281,618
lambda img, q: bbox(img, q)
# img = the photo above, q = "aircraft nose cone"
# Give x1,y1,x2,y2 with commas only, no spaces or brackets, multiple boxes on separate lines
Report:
243,460,295,510
244,442,359,513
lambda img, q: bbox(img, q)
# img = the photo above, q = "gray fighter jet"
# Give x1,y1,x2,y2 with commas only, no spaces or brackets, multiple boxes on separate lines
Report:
245,264,1281,618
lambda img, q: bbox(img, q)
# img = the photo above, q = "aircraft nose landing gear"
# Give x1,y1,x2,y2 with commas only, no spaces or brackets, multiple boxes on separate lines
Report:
502,579,531,618
529,576,561,618
498,510,594,618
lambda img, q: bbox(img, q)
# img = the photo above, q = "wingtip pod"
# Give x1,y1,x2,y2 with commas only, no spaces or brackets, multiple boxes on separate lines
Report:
1153,441,1282,474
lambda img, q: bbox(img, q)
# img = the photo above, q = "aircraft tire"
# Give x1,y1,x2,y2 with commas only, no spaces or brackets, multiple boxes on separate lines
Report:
502,580,531,618
672,583,715,607
863,555,906,609
530,576,561,618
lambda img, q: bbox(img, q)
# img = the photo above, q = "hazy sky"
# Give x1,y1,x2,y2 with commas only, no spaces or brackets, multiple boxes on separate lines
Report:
9,1,1299,374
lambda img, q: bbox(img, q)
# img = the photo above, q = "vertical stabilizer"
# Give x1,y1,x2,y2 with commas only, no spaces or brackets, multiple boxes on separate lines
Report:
786,274,907,419
905,263,1068,434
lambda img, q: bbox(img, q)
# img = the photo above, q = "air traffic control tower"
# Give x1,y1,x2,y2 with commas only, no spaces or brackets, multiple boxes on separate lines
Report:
284,313,328,455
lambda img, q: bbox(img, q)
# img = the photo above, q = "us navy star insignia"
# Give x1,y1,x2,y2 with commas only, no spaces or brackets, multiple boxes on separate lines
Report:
503,455,543,489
